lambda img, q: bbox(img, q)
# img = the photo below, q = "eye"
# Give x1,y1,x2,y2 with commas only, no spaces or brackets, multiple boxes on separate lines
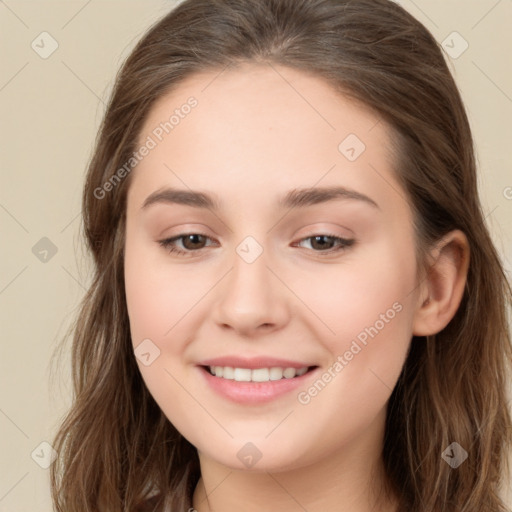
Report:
294,234,355,255
158,233,217,256
158,232,355,257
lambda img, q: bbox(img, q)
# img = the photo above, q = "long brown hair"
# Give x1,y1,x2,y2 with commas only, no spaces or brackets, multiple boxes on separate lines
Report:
50,0,512,510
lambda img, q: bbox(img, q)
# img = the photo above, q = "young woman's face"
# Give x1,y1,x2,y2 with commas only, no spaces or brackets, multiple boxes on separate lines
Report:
124,63,421,472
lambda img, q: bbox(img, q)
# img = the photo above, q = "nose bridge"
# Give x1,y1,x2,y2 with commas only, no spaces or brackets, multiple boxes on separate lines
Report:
226,240,274,311
213,236,289,333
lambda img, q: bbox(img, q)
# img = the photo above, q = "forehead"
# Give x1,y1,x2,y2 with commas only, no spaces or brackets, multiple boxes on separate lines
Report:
129,62,403,214
138,62,389,147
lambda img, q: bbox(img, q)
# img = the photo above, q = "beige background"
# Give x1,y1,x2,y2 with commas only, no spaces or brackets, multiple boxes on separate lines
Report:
0,1,511,510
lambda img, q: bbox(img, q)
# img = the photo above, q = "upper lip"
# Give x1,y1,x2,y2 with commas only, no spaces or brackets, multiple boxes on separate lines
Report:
198,356,317,370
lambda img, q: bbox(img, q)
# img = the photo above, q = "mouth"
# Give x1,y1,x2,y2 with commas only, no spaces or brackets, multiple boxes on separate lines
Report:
196,356,321,404
199,365,319,383
197,363,321,404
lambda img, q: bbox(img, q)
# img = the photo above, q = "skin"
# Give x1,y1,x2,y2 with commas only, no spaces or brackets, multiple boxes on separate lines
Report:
124,62,469,512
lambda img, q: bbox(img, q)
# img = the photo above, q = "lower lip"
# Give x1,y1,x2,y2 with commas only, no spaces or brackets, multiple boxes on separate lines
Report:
197,366,318,404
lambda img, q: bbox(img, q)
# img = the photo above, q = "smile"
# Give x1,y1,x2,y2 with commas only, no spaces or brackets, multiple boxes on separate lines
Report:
198,365,319,404
206,365,310,382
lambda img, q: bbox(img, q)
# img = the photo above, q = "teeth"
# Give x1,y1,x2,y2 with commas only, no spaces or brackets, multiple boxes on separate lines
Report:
269,367,283,380
234,368,251,381
208,366,309,382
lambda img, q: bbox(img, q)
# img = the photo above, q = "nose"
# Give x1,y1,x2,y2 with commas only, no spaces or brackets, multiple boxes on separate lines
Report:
212,247,291,337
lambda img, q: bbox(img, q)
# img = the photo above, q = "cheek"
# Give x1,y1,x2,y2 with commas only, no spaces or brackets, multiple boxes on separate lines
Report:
124,234,208,431
122,209,207,441
292,238,416,423
289,239,416,448
294,234,417,350
124,232,219,359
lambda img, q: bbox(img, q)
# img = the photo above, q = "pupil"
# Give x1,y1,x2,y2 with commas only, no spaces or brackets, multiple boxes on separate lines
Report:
185,234,204,249
312,235,333,250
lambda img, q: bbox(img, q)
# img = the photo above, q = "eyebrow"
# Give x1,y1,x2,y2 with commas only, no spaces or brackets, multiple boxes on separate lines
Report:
141,186,380,211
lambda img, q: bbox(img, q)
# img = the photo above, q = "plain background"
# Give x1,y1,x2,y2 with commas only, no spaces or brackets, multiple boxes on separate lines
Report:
1,1,511,510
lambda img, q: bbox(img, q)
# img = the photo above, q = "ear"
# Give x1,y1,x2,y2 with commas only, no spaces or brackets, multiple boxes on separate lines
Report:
412,230,470,336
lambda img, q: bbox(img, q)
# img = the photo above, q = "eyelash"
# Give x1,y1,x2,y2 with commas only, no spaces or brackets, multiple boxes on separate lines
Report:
158,232,355,257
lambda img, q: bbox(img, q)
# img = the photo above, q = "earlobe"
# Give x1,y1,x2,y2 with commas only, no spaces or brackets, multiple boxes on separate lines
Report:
412,230,470,337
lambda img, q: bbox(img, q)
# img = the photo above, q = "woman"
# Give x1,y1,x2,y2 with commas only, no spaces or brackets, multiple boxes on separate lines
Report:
50,1,512,511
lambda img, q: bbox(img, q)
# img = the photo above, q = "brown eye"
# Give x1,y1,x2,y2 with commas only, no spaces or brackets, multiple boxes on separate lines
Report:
158,233,216,256
309,235,336,250
296,234,355,254
181,234,208,250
